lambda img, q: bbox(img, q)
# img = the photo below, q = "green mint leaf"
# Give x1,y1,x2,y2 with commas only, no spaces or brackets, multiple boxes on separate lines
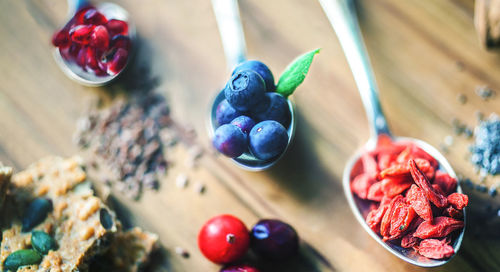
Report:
276,48,320,98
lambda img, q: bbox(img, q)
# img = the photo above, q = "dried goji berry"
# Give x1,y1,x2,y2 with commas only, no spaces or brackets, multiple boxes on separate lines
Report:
396,146,412,164
418,239,454,259
408,159,447,208
367,182,384,202
413,217,464,239
443,206,463,219
447,193,468,210
366,204,389,233
386,201,416,240
406,184,433,222
432,184,445,196
361,153,378,175
351,173,377,199
380,195,403,237
380,158,433,179
378,153,398,170
381,177,413,197
433,171,457,196
401,232,420,248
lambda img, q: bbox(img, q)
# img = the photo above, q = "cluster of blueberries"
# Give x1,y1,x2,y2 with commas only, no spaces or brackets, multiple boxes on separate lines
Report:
214,60,291,160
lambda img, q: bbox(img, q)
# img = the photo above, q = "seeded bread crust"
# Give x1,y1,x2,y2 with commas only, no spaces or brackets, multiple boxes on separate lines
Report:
1,157,159,272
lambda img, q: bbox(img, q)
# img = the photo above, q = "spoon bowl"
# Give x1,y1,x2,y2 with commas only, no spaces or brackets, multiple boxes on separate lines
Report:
343,136,465,267
53,0,136,86
208,89,296,171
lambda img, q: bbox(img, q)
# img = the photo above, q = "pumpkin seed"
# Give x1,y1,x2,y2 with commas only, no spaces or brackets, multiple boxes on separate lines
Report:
4,249,41,271
31,231,57,255
22,198,52,232
99,208,113,230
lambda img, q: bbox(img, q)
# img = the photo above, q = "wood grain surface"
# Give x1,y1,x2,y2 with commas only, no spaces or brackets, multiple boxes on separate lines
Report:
1,0,500,271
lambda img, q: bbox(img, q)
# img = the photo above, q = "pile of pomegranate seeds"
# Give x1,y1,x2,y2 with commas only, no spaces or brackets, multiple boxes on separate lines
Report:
52,6,130,76
351,136,468,260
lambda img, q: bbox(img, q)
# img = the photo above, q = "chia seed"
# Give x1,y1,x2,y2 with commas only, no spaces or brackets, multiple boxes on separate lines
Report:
470,114,500,175
488,186,497,197
475,86,496,101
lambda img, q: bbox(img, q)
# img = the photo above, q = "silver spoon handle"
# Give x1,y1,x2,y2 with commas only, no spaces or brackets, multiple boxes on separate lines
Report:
67,0,90,16
212,0,247,71
319,0,390,142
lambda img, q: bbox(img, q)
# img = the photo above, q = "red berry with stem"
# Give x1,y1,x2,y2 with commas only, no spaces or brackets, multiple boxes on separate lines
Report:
83,9,107,25
198,214,250,264
106,19,128,37
107,48,128,75
70,25,94,45
90,25,109,51
221,265,260,272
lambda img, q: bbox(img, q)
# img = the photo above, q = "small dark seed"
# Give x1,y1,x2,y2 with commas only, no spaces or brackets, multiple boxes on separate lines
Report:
22,198,52,232
31,231,57,255
4,249,41,270
476,184,488,193
99,208,113,230
488,187,497,197
463,178,474,189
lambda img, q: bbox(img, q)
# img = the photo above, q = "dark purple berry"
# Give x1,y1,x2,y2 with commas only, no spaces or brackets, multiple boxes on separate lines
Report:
213,124,247,158
216,99,243,126
225,70,266,112
233,60,275,91
220,264,260,272
231,116,255,135
249,121,288,160
251,93,291,128
250,219,299,260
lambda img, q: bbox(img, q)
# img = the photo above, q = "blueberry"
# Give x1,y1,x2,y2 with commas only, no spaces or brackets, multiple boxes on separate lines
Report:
216,99,243,126
250,219,299,260
230,116,255,135
225,70,266,112
251,93,291,128
249,120,288,160
213,124,247,158
233,60,275,91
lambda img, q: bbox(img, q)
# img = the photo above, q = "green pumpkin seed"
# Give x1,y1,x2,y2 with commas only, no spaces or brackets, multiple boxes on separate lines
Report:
4,249,41,271
22,198,52,232
31,231,57,255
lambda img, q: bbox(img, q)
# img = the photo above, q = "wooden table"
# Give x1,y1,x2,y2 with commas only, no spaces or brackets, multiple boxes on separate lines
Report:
1,0,499,271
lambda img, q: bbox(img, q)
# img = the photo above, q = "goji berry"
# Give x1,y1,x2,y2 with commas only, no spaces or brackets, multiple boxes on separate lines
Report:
433,171,457,196
386,201,416,240
378,153,398,170
432,184,445,196
401,232,420,248
380,195,403,237
351,173,377,199
418,239,454,259
367,182,384,202
413,216,464,239
366,204,389,233
361,153,378,175
396,146,412,164
408,159,447,208
406,184,433,222
443,206,463,219
447,193,468,210
381,177,413,198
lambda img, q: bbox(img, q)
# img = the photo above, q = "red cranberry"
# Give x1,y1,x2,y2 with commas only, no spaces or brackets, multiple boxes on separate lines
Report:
90,25,109,50
250,219,299,260
198,214,250,264
221,265,260,272
70,25,94,45
83,9,107,25
106,19,128,37
107,48,128,75
52,29,70,48
111,35,131,51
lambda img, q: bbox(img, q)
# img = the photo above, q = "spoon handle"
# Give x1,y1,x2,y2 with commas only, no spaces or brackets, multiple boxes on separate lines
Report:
67,0,90,16
212,0,247,71
319,0,391,144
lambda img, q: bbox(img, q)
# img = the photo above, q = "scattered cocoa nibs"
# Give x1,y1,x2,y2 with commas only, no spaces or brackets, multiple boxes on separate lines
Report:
174,246,190,258
175,174,188,189
470,114,500,175
457,93,467,104
74,93,172,200
475,85,496,100
463,127,473,138
194,182,206,194
451,118,465,136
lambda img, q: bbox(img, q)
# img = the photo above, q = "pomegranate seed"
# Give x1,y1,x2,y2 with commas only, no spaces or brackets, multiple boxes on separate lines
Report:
85,47,99,70
106,19,128,37
107,48,128,75
52,29,70,48
111,35,131,51
76,47,87,68
83,9,107,25
59,47,72,61
68,43,82,58
74,7,94,24
90,25,109,50
70,25,94,45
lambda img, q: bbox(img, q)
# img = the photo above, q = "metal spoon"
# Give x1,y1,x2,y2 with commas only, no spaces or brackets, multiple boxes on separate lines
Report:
208,0,296,171
318,0,465,266
53,0,136,86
